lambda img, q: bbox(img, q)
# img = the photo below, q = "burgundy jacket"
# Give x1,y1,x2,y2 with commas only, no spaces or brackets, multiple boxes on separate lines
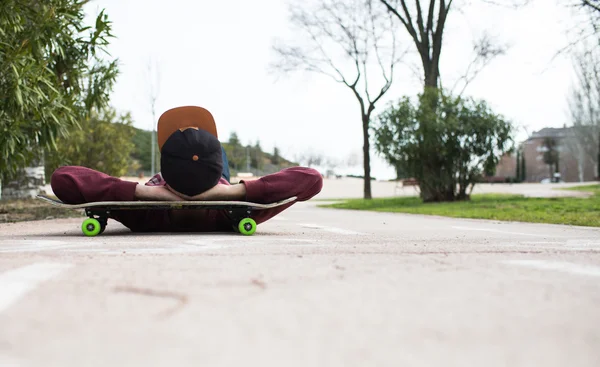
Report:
51,166,323,232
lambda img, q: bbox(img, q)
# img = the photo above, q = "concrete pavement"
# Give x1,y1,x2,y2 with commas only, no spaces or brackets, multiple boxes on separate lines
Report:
0,200,599,366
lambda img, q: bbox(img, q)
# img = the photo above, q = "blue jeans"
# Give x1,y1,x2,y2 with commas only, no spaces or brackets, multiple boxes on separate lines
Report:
221,146,230,183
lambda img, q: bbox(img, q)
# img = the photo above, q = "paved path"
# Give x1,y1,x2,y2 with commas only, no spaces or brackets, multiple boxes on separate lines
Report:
41,177,598,200
0,201,599,366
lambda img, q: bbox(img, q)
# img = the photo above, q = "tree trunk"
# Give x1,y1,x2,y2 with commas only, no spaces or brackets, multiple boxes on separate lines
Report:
424,65,439,88
597,133,600,179
521,154,526,182
362,114,372,199
578,149,585,182
1,156,46,200
516,150,521,182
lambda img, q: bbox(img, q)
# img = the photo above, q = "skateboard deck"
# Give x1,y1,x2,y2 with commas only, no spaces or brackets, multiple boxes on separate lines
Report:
36,195,297,236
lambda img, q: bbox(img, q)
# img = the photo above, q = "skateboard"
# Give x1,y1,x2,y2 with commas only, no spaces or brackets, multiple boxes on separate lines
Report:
36,195,297,236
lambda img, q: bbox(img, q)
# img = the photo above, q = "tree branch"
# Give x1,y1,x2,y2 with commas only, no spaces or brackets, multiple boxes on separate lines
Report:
583,0,600,13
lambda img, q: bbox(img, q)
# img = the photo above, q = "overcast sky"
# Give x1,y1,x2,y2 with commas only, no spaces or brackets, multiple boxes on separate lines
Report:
85,0,581,180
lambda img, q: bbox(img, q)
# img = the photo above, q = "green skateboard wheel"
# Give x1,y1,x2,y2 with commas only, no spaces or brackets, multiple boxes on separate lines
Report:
238,218,257,236
82,218,102,237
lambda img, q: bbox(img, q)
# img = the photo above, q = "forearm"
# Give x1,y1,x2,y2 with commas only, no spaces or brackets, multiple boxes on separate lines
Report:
210,183,246,201
181,182,247,201
134,184,186,201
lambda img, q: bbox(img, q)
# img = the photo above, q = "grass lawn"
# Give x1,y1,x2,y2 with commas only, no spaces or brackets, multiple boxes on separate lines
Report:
320,184,600,227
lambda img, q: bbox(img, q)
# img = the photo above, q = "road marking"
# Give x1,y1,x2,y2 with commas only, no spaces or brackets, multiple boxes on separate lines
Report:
566,239,600,248
0,263,74,313
47,238,325,255
502,260,600,277
499,240,600,252
299,223,365,235
452,226,568,238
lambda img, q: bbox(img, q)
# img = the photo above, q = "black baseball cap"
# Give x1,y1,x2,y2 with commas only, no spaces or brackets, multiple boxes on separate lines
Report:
158,106,223,197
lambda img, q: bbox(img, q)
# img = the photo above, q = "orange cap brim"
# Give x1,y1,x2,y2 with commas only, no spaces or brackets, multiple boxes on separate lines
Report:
157,106,218,151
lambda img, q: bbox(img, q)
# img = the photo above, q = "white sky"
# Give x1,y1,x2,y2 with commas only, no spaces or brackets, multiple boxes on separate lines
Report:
85,0,581,180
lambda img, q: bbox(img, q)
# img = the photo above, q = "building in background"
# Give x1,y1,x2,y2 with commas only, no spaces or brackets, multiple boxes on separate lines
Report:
494,127,597,183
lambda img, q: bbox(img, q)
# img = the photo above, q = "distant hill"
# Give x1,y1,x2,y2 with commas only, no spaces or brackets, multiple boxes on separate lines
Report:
130,128,297,177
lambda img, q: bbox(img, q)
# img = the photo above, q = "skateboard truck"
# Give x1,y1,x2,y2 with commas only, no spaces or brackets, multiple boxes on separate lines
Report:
226,208,257,235
82,208,110,236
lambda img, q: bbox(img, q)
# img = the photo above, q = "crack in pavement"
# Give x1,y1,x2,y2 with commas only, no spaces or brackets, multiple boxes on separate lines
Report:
113,286,188,320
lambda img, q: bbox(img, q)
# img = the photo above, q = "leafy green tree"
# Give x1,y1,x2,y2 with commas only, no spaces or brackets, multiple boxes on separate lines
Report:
542,137,560,180
45,108,136,177
130,127,161,175
271,147,281,165
228,132,241,146
516,150,521,182
131,128,150,173
0,0,118,192
520,150,526,182
374,88,514,202
250,141,264,171
222,132,247,171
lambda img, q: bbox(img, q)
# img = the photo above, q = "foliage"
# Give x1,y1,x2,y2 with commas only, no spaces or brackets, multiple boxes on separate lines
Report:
516,150,521,182
45,108,136,178
0,0,118,180
515,147,526,183
271,147,281,165
321,188,600,227
373,88,514,202
250,141,264,171
520,148,526,182
221,132,295,175
130,127,160,175
542,137,560,178
222,132,248,171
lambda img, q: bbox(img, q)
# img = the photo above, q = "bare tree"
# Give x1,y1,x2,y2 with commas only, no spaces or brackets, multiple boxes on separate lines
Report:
450,32,507,96
377,0,523,90
294,150,324,168
568,34,600,179
378,0,452,88
581,0,600,12
554,0,600,56
272,0,403,199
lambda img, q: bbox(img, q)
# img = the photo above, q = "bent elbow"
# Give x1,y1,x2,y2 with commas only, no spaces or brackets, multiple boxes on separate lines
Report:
50,167,84,204
300,168,323,201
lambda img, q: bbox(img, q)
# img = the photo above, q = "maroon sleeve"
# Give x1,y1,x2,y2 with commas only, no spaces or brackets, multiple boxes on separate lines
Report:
238,167,323,225
50,166,138,204
50,166,171,232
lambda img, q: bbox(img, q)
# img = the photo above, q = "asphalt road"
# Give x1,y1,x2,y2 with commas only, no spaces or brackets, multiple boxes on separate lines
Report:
0,200,599,367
